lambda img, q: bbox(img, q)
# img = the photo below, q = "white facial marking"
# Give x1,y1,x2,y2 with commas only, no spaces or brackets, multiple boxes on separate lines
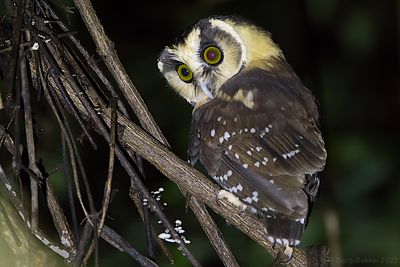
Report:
157,60,164,72
209,18,247,65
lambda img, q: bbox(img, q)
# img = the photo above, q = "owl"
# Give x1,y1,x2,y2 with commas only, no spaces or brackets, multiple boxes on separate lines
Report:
158,16,326,254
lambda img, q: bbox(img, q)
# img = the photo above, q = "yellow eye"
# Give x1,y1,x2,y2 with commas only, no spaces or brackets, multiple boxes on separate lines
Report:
177,64,193,82
203,46,223,65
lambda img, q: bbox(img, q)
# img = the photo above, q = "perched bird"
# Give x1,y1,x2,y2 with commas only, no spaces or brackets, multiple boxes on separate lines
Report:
158,15,326,258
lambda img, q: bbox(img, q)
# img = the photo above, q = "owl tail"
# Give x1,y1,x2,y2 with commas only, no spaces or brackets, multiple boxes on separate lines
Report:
264,212,306,247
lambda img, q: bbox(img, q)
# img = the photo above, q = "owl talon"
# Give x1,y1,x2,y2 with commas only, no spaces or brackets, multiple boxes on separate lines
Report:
271,245,293,266
217,190,247,213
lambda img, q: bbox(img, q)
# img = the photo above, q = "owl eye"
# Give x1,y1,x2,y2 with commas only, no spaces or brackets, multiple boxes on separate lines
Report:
176,64,193,83
202,46,223,65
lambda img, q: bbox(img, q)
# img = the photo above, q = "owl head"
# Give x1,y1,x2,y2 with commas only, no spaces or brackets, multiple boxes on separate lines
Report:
158,16,283,107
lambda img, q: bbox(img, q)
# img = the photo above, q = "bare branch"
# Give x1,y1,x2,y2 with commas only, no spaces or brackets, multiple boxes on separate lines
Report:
97,98,117,235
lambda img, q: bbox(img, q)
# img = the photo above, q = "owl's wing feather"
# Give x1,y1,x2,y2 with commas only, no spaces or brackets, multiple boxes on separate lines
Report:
188,68,326,244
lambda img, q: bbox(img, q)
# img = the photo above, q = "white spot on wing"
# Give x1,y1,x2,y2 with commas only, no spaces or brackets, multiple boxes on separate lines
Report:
5,184,11,191
210,129,215,137
254,162,260,167
244,197,252,204
242,163,248,169
282,149,300,159
224,131,230,140
250,128,256,133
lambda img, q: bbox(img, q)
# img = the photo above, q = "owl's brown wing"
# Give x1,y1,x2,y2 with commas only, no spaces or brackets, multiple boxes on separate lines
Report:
188,68,326,245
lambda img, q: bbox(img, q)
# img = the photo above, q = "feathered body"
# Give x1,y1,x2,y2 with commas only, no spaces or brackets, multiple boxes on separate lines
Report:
158,16,326,247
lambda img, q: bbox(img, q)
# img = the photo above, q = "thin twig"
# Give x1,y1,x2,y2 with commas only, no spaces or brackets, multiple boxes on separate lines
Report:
20,52,40,231
189,197,240,267
97,97,117,235
101,225,158,267
128,187,174,263
61,133,80,241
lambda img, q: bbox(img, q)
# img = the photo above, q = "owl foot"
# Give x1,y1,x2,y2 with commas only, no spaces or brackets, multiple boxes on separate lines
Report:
271,245,293,266
217,189,247,213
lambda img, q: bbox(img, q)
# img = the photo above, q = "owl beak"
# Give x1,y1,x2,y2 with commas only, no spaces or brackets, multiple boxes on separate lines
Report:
199,79,215,99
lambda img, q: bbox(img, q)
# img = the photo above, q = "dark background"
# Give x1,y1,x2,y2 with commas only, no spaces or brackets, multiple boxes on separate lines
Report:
1,0,399,266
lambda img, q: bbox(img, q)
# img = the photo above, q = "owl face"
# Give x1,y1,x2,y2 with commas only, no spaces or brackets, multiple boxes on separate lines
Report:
158,16,282,107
